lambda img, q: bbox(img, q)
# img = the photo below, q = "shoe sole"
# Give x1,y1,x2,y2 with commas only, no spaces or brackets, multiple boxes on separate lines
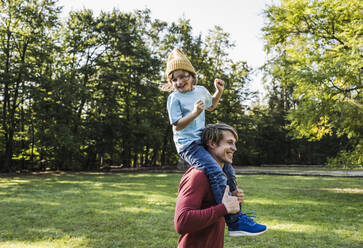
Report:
229,228,268,237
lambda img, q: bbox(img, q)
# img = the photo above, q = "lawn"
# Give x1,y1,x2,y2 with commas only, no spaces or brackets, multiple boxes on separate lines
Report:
0,172,362,248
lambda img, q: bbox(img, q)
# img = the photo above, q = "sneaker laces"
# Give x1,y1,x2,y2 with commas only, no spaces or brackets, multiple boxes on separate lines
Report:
241,212,257,225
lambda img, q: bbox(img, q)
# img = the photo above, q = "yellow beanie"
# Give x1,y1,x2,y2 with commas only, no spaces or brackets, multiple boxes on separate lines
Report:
166,48,196,76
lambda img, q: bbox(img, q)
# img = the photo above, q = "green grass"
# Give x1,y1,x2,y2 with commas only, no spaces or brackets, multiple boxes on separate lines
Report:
0,172,362,248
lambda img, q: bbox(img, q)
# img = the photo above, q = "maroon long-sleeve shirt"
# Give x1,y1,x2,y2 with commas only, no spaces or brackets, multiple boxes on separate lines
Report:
174,167,228,248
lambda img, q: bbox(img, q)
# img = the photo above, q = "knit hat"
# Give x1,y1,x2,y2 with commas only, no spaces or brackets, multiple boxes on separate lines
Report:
166,48,196,76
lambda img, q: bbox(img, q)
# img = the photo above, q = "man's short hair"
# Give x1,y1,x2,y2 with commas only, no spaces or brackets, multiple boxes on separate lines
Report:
202,123,238,148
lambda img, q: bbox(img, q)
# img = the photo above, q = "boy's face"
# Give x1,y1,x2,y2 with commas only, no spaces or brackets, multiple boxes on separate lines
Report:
171,70,193,93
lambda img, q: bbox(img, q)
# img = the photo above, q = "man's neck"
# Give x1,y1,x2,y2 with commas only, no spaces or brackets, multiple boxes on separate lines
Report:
207,148,224,168
213,156,224,169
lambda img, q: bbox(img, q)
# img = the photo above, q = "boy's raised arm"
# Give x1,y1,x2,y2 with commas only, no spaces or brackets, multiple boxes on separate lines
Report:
208,79,224,111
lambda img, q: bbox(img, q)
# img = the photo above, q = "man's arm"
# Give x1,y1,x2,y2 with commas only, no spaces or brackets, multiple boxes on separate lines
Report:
174,170,226,234
174,170,239,234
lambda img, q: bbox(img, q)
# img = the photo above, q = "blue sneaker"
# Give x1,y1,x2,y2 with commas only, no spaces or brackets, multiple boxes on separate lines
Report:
228,213,267,236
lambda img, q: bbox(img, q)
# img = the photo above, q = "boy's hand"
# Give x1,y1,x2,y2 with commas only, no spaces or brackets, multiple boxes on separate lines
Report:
192,99,205,115
232,188,244,204
214,79,224,92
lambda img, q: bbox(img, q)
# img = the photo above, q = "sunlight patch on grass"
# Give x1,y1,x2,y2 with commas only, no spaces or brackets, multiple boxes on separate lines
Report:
320,188,363,194
153,174,170,177
2,197,61,207
333,229,363,243
125,173,169,178
119,182,147,187
51,180,92,185
247,198,329,206
143,194,176,208
154,184,168,188
0,236,87,248
120,190,175,202
121,206,164,214
271,223,322,233
120,191,150,197
92,183,103,187
146,199,170,206
246,198,279,205
0,180,32,187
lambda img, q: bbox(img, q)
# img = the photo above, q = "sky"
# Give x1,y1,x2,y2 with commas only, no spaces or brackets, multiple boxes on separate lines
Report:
56,0,277,96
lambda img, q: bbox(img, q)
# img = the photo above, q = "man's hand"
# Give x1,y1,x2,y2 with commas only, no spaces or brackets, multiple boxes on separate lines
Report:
222,186,240,214
214,79,224,93
231,188,244,204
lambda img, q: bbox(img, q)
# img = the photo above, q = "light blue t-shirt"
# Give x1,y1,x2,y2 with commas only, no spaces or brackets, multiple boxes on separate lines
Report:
167,85,213,153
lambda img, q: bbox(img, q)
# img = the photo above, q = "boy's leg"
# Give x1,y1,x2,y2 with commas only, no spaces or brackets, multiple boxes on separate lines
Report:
223,165,268,237
223,163,237,192
179,143,241,223
222,163,242,224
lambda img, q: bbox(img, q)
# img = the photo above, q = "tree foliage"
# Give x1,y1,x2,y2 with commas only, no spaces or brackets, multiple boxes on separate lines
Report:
0,0,358,172
263,0,362,167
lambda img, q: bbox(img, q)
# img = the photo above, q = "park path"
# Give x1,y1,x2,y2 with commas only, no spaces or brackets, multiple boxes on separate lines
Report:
233,166,363,177
115,165,363,177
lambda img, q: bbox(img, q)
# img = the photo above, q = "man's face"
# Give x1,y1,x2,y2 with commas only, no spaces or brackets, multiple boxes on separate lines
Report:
209,130,237,165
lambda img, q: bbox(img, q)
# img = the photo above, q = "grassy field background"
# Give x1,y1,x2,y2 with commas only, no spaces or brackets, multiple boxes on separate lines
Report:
0,172,362,248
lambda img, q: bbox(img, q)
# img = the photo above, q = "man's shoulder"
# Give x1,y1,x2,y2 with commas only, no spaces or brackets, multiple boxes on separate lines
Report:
185,167,207,177
181,167,208,185
178,167,210,197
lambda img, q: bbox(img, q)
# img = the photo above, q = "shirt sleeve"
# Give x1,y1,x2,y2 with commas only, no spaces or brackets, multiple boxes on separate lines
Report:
167,93,182,125
202,86,213,109
174,170,228,235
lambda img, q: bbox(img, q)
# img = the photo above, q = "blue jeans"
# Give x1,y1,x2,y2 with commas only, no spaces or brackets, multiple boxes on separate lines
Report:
179,142,242,224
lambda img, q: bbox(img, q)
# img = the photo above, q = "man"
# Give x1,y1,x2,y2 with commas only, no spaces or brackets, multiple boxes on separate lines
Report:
174,123,246,248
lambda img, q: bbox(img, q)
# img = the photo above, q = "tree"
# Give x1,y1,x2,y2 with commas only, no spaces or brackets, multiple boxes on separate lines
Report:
85,9,164,168
0,0,60,171
263,0,363,167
